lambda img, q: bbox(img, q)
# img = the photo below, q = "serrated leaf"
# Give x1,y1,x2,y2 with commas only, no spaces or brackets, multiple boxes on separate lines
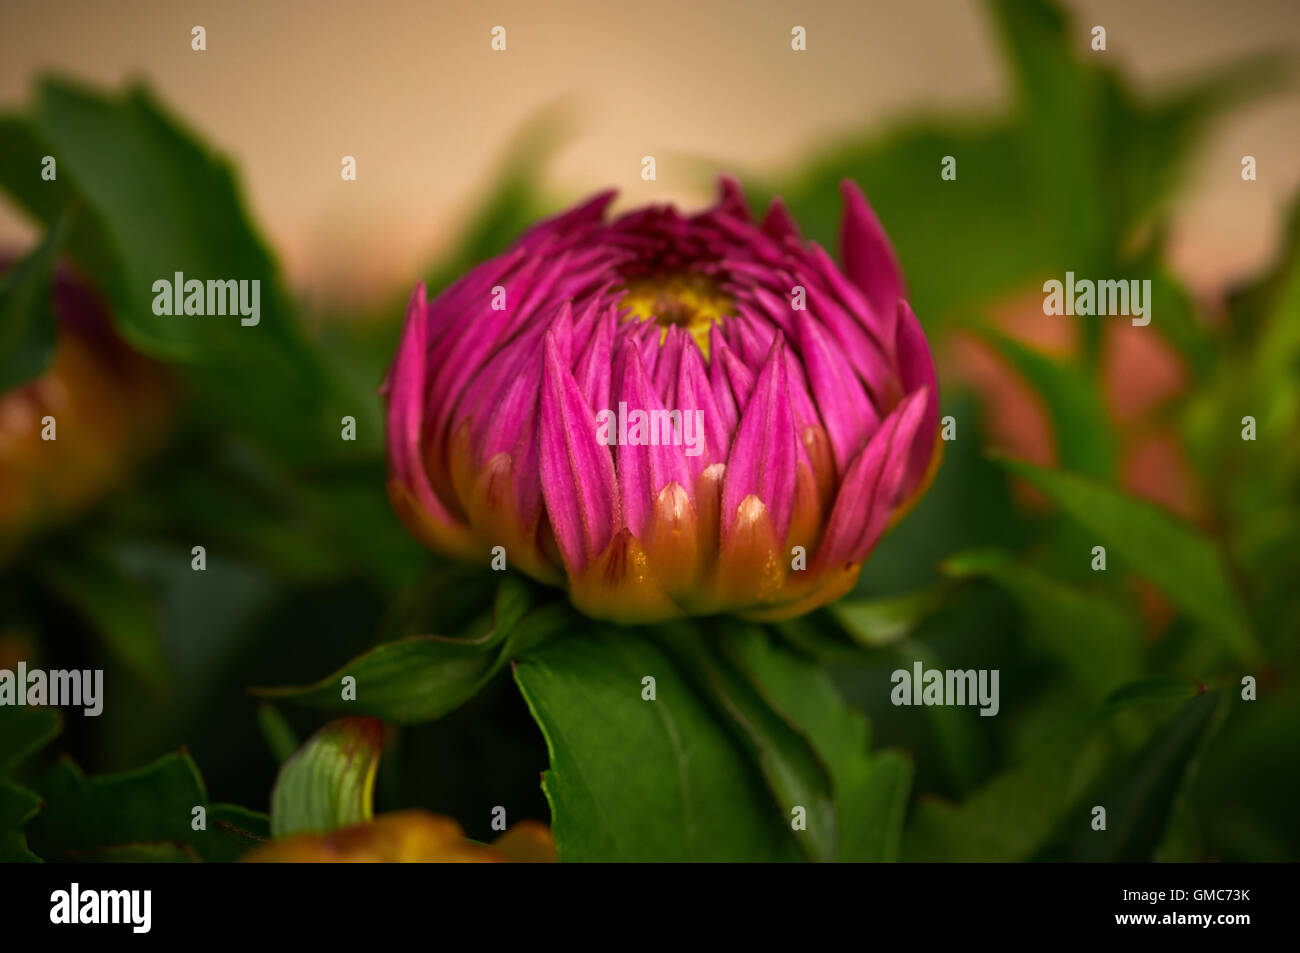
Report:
270,716,382,838
26,752,268,862
1001,459,1261,663
661,625,836,862
513,630,800,862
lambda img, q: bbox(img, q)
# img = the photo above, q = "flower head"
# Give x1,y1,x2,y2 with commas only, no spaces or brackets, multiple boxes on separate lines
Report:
384,179,939,622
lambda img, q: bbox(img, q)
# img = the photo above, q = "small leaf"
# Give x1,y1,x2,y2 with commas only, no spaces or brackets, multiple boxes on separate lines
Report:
270,717,383,839
257,703,299,765
0,212,66,391
255,576,567,724
831,586,948,648
1001,458,1261,663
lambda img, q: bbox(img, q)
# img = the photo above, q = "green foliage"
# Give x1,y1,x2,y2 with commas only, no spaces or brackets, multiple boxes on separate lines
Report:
0,0,1294,864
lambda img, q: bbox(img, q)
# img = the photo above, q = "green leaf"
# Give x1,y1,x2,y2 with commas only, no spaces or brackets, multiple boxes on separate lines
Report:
661,625,836,862
831,586,949,648
257,703,299,765
721,625,913,861
974,327,1116,479
0,212,66,391
269,716,382,838
256,576,567,724
0,705,61,776
1001,459,1261,663
1070,690,1220,861
29,79,334,457
902,677,1203,861
0,780,41,835
27,752,268,862
943,548,1141,697
0,831,41,862
513,629,800,862
0,114,115,281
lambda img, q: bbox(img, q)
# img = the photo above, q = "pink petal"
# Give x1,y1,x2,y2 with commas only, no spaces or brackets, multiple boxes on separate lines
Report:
722,336,798,544
838,179,906,337
816,387,928,568
615,341,692,538
539,332,620,572
895,300,941,494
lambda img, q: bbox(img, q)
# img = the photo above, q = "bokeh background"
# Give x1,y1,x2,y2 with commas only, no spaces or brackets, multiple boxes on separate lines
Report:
1,0,1297,861
2,0,1299,304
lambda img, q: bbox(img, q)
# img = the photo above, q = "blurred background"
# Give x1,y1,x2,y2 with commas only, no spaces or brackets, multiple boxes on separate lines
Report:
2,0,1299,305
1,0,1297,861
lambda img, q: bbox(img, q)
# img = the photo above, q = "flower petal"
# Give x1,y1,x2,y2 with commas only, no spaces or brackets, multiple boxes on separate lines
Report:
722,336,798,545
539,331,620,572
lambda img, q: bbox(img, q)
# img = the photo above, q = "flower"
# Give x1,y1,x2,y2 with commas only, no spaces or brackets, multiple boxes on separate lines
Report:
384,178,940,622
0,259,170,561
244,811,555,863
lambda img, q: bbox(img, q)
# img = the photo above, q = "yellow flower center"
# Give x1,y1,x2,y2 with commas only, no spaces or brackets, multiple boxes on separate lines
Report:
619,273,733,357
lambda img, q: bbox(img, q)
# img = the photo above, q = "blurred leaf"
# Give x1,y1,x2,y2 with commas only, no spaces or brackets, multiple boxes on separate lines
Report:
831,585,949,648
0,831,40,862
0,705,61,776
27,752,268,862
661,625,836,862
0,780,40,836
513,629,800,862
722,624,913,861
974,326,1117,478
0,114,115,280
269,716,382,838
0,211,65,390
28,79,336,457
1069,690,1220,861
35,539,169,691
944,548,1141,697
903,677,1203,861
255,576,565,724
257,703,298,765
1001,459,1261,664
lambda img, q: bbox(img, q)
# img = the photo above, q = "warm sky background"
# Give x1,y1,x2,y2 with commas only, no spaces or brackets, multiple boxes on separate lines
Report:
1,0,1298,309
